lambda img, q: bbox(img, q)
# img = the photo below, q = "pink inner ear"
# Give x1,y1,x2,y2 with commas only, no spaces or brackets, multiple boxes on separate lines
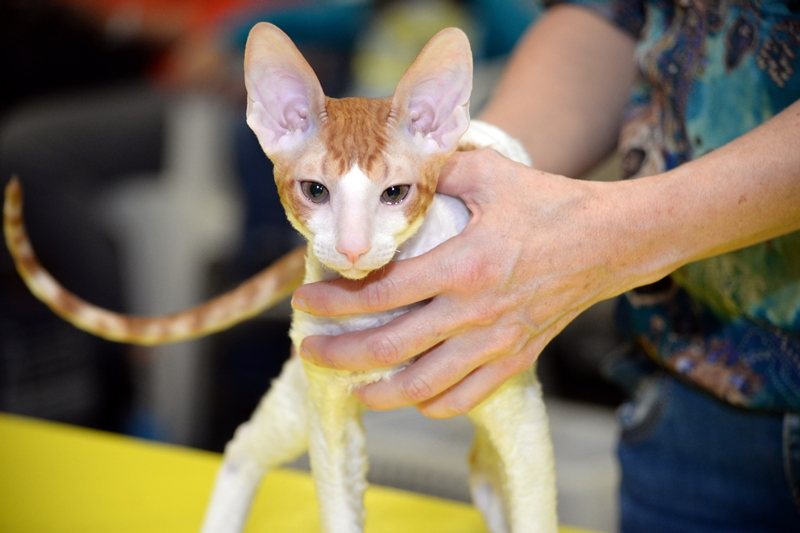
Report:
407,73,470,151
243,23,325,156
256,73,311,130
393,29,473,154
247,68,314,151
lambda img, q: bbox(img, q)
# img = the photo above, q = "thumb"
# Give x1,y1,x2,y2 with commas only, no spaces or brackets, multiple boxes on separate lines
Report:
438,148,511,212
291,256,444,317
437,150,483,198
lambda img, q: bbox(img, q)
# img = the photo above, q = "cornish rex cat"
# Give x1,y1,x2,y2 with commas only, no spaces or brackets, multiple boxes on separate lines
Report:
3,23,557,533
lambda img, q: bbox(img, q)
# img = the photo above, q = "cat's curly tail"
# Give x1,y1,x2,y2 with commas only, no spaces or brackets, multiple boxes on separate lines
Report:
3,177,306,345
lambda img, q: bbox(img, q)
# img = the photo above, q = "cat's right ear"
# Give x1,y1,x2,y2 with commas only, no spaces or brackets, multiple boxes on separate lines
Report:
244,23,326,158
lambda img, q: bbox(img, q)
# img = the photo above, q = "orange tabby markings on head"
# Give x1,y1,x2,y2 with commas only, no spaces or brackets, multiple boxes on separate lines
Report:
320,97,392,179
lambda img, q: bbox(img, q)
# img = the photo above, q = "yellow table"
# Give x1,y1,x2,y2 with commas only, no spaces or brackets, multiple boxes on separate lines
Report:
0,413,594,533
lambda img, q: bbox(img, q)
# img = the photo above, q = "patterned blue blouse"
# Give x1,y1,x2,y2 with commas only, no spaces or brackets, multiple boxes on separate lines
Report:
551,0,800,411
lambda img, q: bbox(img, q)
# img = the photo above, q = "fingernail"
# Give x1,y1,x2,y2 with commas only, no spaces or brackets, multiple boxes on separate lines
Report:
299,345,312,361
291,296,308,312
352,386,369,405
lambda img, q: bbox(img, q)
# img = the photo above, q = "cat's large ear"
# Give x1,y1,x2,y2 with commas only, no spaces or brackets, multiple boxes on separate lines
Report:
390,28,472,155
244,23,326,157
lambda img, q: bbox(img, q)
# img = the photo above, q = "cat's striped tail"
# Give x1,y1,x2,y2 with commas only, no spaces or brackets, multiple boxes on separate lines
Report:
3,177,306,346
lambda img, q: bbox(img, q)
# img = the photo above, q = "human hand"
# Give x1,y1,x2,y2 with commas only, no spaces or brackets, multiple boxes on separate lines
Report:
293,148,631,418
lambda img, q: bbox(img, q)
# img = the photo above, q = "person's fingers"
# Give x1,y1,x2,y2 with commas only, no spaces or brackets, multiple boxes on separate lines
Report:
298,295,464,370
437,149,518,201
352,319,535,410
415,340,544,419
414,313,578,418
291,240,462,317
350,342,477,411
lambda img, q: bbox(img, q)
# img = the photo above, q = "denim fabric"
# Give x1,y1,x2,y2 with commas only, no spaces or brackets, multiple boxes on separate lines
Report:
617,373,800,532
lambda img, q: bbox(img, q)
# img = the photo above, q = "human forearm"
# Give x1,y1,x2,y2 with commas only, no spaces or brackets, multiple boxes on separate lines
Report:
480,4,637,177
598,99,800,294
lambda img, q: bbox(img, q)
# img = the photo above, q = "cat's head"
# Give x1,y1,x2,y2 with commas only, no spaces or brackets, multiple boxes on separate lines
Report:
243,23,472,279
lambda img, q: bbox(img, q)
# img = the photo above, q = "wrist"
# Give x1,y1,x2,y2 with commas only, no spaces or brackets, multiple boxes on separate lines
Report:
589,175,689,298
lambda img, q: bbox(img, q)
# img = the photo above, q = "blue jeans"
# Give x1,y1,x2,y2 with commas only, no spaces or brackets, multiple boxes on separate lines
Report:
617,373,800,532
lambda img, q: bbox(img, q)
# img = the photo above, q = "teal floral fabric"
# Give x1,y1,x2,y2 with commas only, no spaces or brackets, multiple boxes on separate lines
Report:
549,0,800,411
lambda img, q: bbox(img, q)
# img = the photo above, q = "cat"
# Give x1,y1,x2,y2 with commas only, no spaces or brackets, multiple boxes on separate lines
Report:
3,23,557,533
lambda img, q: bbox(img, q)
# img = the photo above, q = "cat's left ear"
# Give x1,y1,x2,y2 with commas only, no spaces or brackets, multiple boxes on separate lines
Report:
244,23,326,158
391,28,472,155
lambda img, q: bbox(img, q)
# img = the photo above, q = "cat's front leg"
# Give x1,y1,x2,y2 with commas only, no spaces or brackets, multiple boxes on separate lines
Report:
304,362,368,533
201,356,310,533
468,369,557,533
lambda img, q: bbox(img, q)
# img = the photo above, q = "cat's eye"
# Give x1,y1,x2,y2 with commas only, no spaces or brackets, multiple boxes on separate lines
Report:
381,185,410,205
301,181,329,204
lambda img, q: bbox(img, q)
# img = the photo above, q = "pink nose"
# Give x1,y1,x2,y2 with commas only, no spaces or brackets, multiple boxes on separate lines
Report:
337,245,369,265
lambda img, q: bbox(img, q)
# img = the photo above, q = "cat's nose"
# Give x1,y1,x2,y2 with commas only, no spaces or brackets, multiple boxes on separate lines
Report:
337,245,369,265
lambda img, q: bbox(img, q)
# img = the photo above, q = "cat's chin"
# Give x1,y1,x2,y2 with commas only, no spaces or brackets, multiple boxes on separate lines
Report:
318,260,375,280
338,268,371,280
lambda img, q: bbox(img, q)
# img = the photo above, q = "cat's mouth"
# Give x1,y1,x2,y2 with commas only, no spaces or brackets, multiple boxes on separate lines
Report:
318,251,394,281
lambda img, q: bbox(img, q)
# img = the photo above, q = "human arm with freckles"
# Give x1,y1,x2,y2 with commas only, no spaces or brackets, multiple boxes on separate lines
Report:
292,7,800,418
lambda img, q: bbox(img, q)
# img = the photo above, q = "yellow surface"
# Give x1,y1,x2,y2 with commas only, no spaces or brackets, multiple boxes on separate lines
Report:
0,413,595,533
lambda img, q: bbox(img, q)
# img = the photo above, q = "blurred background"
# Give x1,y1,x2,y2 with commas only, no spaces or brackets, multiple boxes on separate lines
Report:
0,0,624,530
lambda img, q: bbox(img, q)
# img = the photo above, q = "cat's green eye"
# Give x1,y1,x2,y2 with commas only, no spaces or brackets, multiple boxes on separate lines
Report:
381,185,410,205
301,181,329,204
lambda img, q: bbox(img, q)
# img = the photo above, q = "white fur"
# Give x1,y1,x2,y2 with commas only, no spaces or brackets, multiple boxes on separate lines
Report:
460,120,533,167
308,167,409,280
200,120,557,533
